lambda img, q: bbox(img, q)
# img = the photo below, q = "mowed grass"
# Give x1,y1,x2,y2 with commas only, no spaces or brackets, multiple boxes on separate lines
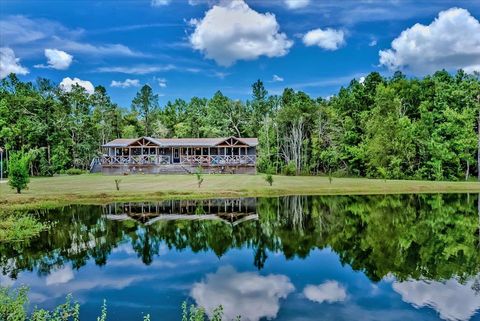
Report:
2,173,480,209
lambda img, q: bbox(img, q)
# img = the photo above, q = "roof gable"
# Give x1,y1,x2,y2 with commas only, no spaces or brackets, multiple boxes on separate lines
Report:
103,136,258,148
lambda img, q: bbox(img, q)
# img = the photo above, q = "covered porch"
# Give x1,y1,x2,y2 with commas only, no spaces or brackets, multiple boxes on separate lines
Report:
100,137,257,167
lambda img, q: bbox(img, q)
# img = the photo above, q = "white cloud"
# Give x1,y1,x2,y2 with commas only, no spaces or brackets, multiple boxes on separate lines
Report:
284,0,310,9
0,15,144,58
188,0,293,66
156,78,167,88
191,266,294,321
59,39,145,57
303,28,345,50
151,0,170,6
379,7,480,73
303,280,347,304
60,77,95,95
97,64,175,74
359,76,366,84
393,277,480,321
0,47,29,79
369,39,377,47
272,74,284,82
188,0,206,5
46,266,74,285
35,48,73,70
110,79,140,88
0,15,82,46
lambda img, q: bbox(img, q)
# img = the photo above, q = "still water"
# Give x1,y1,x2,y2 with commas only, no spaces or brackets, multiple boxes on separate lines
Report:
1,195,480,321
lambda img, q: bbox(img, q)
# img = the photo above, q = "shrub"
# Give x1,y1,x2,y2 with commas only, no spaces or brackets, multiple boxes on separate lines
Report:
282,161,297,176
8,152,30,194
65,168,85,175
265,174,273,186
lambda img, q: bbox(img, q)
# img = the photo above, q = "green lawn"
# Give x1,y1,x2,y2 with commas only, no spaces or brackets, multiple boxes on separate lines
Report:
2,174,480,209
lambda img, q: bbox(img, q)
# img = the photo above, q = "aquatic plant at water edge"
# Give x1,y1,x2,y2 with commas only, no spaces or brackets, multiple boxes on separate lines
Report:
0,286,239,320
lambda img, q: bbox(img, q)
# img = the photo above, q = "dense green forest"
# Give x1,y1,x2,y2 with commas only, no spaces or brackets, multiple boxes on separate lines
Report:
0,70,479,180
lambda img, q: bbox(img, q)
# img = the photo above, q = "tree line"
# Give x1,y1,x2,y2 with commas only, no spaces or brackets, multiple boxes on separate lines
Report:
0,70,479,180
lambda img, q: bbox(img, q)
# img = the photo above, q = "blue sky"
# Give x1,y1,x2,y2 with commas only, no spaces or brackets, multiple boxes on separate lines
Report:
1,0,479,107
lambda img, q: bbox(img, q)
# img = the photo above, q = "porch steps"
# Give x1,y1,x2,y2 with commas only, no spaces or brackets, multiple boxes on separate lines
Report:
157,164,196,174
90,157,102,173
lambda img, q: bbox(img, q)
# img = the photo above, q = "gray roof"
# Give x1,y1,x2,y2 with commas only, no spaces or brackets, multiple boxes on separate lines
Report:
102,136,258,148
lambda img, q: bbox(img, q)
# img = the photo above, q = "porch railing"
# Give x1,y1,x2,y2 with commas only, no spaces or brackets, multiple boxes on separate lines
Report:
101,155,170,165
100,154,256,166
180,155,256,166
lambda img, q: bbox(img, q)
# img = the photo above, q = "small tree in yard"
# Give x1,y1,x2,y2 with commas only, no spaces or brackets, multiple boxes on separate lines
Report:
8,152,30,194
114,179,122,191
196,167,204,188
265,174,273,186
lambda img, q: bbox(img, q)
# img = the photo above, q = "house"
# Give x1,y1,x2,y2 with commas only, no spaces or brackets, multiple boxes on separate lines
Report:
98,136,258,174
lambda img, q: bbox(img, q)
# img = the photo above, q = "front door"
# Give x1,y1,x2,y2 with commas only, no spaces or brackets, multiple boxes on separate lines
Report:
173,148,180,164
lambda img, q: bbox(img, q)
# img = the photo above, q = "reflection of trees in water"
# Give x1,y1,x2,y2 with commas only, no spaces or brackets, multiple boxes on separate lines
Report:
1,194,480,282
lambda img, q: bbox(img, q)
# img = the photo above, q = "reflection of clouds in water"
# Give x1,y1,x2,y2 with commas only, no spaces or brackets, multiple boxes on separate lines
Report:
191,266,294,321
393,277,480,321
107,257,177,269
0,273,15,287
112,243,137,255
303,280,347,304
46,265,74,285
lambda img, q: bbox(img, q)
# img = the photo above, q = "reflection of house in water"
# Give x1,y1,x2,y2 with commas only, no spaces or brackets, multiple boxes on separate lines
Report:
103,198,258,226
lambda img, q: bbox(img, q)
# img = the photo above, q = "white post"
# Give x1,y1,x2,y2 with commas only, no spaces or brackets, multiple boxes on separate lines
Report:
0,147,3,181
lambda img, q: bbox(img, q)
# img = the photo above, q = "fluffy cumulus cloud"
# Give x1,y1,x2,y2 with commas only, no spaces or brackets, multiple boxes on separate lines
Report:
191,266,294,321
0,47,29,78
189,0,293,66
284,0,310,9
110,78,140,88
35,48,73,70
60,77,95,94
303,28,345,50
379,7,480,73
393,277,480,321
151,0,171,6
303,280,348,304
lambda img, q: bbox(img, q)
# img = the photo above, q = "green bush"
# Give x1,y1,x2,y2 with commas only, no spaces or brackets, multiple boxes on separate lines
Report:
65,168,85,175
282,161,297,176
8,152,30,194
264,174,273,186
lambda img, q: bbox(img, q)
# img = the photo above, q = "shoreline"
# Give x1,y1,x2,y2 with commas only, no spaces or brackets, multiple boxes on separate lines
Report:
2,174,480,210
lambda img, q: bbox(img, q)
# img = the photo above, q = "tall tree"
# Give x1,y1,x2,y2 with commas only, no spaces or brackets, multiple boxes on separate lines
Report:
131,85,159,136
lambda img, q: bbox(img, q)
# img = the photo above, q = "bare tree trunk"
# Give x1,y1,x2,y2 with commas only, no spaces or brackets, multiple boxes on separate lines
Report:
466,159,470,181
282,119,305,175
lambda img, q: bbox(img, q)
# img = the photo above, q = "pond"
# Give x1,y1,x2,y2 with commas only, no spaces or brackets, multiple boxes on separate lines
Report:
1,194,480,321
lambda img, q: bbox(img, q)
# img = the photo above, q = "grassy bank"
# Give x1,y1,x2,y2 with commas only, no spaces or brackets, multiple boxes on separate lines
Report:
2,174,480,210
